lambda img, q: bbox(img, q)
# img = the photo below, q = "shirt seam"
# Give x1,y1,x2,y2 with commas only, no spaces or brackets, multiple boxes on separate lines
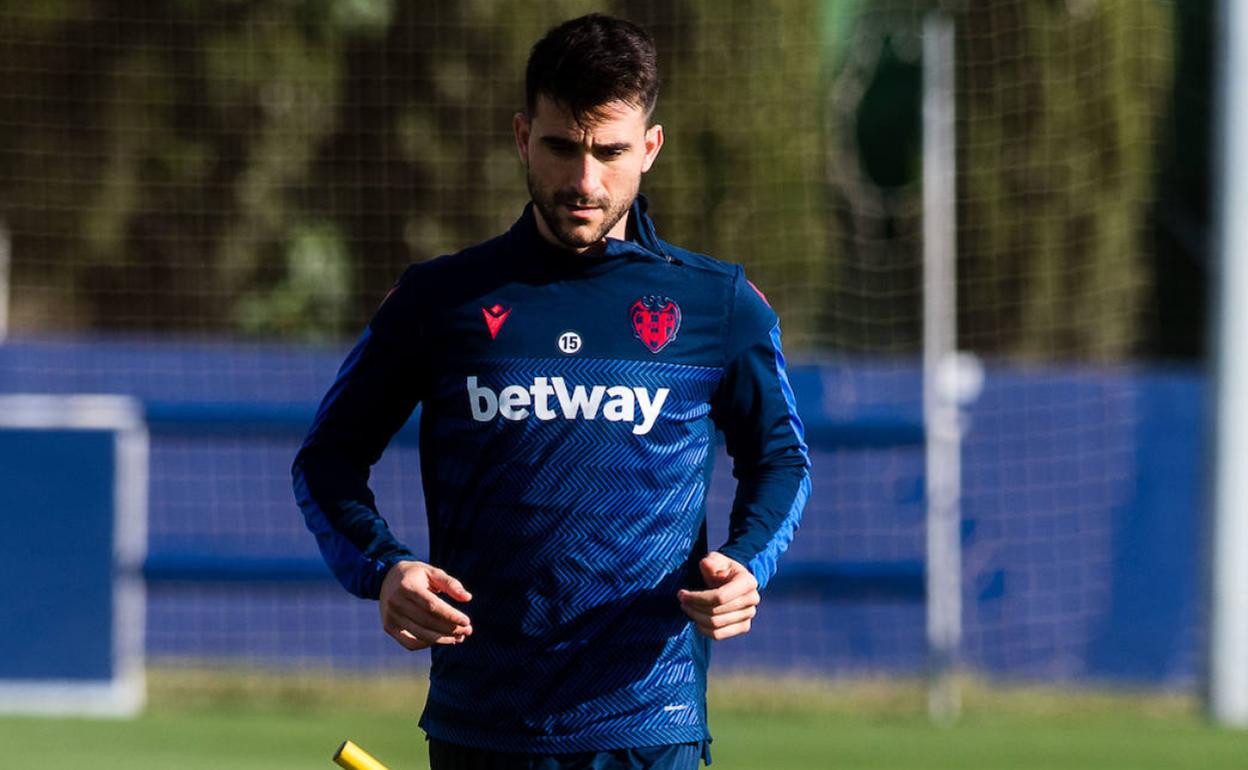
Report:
722,266,742,369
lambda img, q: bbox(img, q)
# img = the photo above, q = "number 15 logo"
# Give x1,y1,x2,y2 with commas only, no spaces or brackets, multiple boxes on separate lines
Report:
558,331,582,355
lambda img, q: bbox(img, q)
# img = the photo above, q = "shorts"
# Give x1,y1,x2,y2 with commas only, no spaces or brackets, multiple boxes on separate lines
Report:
427,737,710,770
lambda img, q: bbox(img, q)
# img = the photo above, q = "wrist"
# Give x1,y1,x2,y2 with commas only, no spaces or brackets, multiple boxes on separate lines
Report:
372,552,419,598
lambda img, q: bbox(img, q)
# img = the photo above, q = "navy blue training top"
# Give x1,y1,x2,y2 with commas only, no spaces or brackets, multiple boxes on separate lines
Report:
292,196,811,753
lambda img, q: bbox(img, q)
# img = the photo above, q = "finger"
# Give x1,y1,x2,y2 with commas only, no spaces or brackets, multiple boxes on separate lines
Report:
428,568,473,602
675,587,724,609
386,604,469,638
385,616,465,648
387,597,471,637
406,584,473,627
693,618,753,641
387,626,429,651
699,552,734,584
681,590,759,616
681,604,757,629
677,576,756,609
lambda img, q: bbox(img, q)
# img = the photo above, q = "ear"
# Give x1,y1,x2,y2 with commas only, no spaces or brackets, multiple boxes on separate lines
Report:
513,112,531,165
641,123,664,173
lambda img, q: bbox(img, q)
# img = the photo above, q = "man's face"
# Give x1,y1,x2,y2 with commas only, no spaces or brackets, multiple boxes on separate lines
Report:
514,95,663,252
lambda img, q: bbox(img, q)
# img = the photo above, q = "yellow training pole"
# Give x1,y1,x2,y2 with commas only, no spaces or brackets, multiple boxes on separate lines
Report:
333,740,392,770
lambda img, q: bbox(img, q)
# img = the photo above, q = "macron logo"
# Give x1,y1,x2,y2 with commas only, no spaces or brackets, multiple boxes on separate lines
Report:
467,376,669,436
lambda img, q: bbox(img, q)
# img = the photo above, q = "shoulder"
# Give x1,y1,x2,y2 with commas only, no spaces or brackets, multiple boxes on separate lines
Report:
659,240,777,328
397,233,511,298
658,240,740,281
656,240,742,311
370,233,512,338
655,240,778,361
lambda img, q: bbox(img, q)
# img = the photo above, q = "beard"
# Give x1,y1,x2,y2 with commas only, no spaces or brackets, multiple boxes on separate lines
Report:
527,169,636,250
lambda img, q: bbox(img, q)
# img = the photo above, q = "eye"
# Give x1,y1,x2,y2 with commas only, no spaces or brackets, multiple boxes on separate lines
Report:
541,139,579,157
596,147,627,160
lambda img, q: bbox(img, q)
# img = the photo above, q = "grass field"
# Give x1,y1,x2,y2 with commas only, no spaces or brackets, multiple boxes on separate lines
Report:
2,670,1246,769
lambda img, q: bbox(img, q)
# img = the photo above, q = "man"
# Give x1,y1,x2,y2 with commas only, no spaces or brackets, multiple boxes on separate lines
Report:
293,13,810,770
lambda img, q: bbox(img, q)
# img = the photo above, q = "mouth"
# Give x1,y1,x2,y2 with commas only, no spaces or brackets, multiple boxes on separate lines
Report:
561,203,599,219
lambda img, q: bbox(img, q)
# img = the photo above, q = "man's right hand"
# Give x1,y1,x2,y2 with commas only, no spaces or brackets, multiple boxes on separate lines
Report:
379,560,473,650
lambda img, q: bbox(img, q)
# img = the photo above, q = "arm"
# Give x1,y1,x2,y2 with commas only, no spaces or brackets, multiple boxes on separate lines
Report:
292,267,473,648
291,322,422,600
678,269,811,639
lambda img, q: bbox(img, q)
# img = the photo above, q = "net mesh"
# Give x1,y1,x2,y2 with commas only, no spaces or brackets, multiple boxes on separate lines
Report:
0,0,1189,685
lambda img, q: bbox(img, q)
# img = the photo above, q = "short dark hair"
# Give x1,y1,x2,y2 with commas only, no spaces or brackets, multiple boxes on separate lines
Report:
525,13,660,122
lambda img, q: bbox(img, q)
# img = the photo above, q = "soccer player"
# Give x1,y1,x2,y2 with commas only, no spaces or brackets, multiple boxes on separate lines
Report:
292,13,810,770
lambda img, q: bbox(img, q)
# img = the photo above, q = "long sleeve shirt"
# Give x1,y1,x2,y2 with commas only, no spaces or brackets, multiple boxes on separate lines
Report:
292,196,810,753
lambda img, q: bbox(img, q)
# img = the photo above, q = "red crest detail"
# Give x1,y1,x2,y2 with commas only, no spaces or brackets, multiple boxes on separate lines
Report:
482,303,511,340
629,296,681,353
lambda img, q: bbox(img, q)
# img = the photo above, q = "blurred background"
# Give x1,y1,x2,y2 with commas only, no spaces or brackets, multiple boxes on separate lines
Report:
0,1,1238,769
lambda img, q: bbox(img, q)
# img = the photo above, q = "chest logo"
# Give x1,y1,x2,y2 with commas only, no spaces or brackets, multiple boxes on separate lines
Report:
467,376,669,436
629,296,681,354
482,303,511,340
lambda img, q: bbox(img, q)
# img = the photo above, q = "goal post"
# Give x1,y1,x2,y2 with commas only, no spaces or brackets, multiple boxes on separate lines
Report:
1208,0,1248,730
922,8,967,725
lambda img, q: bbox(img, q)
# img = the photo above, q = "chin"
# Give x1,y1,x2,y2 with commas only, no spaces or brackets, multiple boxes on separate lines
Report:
557,225,604,248
558,233,600,249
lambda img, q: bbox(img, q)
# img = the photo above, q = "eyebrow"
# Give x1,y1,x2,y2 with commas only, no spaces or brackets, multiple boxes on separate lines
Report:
539,136,631,153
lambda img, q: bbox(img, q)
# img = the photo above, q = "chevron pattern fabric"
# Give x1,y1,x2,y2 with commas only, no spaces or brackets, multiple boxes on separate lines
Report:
418,356,721,751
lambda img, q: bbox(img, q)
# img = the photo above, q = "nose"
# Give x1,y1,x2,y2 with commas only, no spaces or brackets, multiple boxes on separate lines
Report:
570,154,602,198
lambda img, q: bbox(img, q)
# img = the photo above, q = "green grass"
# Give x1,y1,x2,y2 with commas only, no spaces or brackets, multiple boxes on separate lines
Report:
1,670,1246,769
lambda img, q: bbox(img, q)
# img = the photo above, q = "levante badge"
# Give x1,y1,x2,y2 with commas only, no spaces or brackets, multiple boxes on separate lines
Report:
629,295,681,353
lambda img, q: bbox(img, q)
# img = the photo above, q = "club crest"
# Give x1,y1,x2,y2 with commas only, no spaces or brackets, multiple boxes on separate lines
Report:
629,295,681,354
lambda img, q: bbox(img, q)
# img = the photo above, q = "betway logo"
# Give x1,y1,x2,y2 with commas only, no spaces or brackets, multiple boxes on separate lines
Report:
467,376,669,436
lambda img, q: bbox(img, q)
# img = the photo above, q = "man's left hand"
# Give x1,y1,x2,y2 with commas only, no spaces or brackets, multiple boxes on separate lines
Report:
677,551,760,640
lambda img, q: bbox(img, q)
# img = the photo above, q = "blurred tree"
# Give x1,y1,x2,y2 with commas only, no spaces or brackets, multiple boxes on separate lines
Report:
0,0,1181,359
0,0,831,345
0,0,353,337
824,11,927,354
956,0,1173,360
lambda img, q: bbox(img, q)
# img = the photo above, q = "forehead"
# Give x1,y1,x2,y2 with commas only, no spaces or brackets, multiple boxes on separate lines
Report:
530,95,648,139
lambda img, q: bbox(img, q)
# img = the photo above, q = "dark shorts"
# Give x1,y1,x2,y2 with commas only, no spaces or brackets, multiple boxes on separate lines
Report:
427,738,709,770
